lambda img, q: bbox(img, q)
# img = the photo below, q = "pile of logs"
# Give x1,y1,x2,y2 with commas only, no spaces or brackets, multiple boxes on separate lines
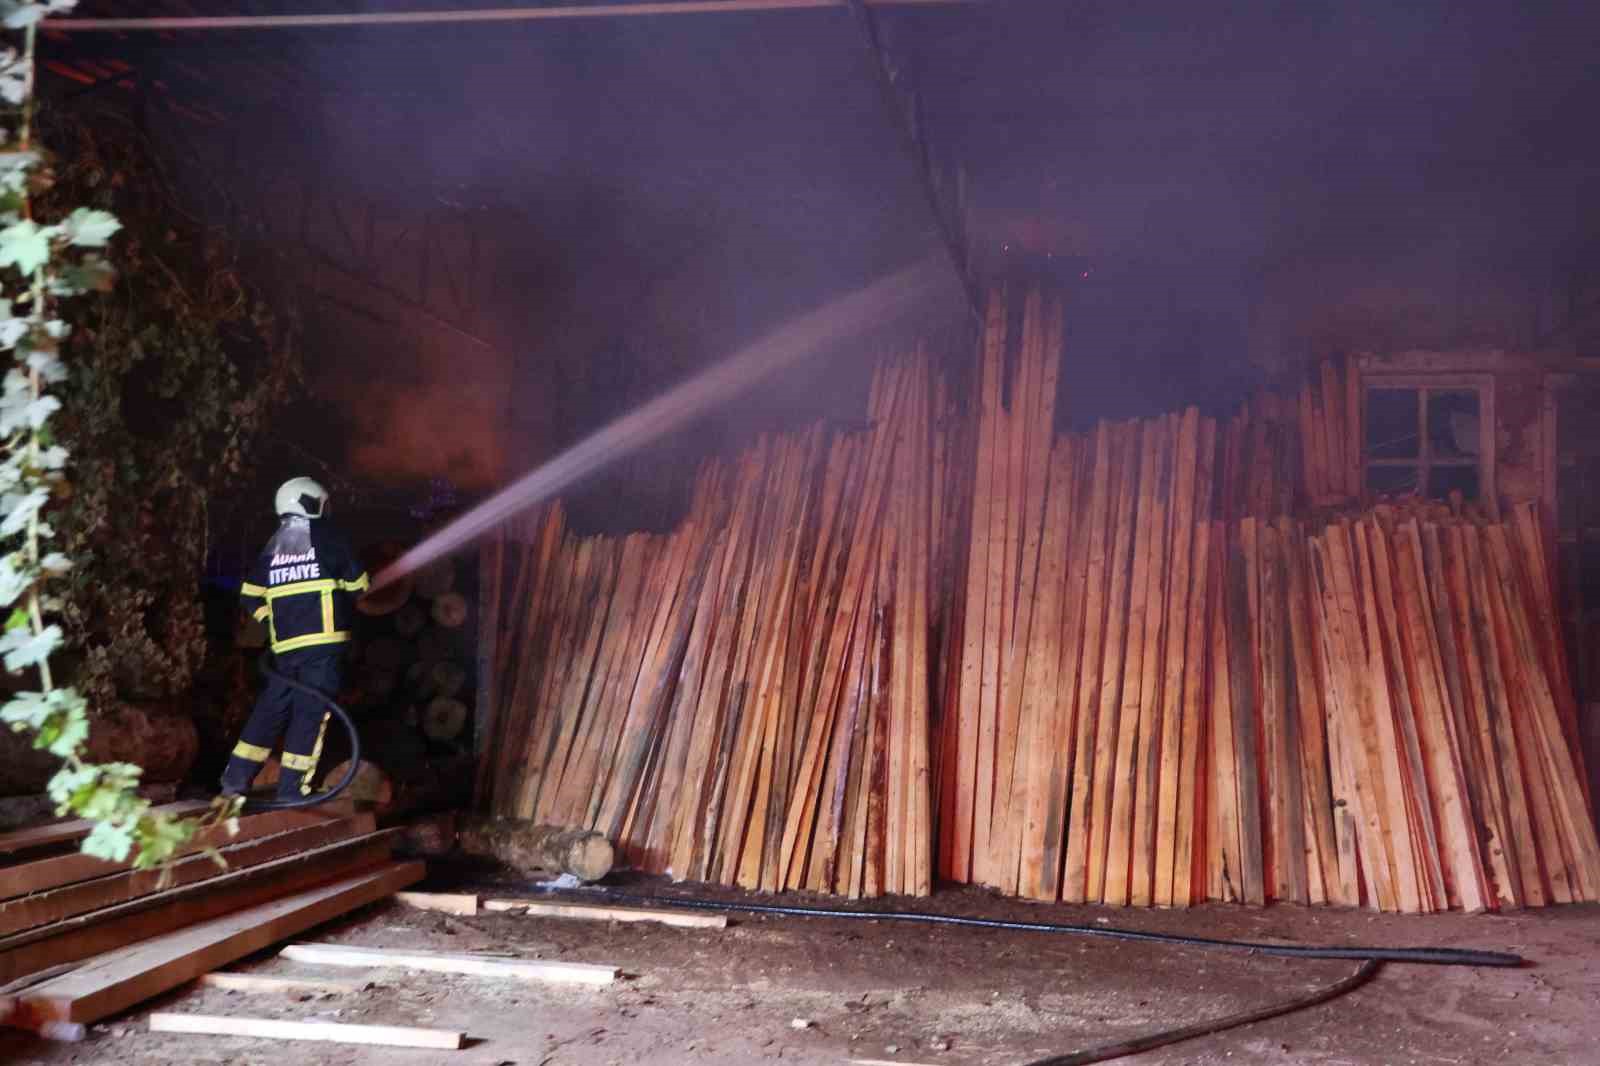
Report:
479,286,1598,911
348,551,476,753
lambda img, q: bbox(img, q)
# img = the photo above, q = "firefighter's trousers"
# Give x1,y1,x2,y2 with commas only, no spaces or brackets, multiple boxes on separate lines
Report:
220,647,344,800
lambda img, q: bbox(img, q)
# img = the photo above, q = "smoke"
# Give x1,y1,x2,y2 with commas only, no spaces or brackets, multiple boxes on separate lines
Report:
373,256,958,589
131,0,1600,485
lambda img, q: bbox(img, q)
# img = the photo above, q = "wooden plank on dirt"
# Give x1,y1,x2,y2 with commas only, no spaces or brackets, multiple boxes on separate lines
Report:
196,972,368,996
148,1012,463,1050
12,862,422,1026
483,898,727,929
280,943,616,986
393,892,478,917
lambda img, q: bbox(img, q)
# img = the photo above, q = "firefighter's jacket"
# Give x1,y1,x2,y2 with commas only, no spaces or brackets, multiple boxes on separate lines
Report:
239,516,369,656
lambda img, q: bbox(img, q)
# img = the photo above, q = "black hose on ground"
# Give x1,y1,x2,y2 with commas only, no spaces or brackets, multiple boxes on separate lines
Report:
239,652,362,812
568,890,1525,967
1022,958,1384,1066
523,887,1522,1064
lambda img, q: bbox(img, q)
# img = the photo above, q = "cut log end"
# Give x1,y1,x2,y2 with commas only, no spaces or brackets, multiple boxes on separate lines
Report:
458,818,614,882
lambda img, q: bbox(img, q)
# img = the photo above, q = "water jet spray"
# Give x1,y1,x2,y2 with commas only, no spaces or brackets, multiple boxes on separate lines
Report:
372,257,956,591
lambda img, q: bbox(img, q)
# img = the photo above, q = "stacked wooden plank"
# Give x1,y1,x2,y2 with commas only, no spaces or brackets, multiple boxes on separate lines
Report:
1295,357,1361,505
937,294,1596,909
482,355,949,897
480,285,1598,912
1293,503,1600,910
939,291,1220,905
0,804,419,1030
1214,357,1360,519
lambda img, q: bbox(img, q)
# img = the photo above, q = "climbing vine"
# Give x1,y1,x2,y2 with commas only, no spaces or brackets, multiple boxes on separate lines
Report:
0,1,239,868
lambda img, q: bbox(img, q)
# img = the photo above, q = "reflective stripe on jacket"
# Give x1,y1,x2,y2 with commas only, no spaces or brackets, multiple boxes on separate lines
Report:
239,518,368,655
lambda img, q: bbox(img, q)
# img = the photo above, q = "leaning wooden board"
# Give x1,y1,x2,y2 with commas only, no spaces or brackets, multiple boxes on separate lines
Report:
12,862,422,1026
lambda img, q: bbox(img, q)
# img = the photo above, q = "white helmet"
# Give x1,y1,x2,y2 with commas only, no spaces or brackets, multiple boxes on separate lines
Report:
275,476,329,518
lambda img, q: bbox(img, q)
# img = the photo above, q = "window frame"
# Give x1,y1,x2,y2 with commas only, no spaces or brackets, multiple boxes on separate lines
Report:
1360,372,1496,504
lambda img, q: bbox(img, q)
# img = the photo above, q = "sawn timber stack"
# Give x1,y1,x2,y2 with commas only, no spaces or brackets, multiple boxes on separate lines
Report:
0,803,419,1030
479,286,1599,913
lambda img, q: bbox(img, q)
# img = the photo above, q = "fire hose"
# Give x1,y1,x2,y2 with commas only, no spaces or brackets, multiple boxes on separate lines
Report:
238,652,363,811
535,887,1522,1064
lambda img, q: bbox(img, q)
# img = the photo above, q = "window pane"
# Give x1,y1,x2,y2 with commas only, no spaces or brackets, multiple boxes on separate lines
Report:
1428,464,1480,501
1427,389,1480,460
1366,464,1420,495
1365,388,1419,460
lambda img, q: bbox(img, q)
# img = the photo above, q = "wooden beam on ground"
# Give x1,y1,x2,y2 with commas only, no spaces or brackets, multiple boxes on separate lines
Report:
197,972,368,995
0,808,356,902
0,802,210,857
279,943,616,986
148,1012,463,1049
0,816,377,936
0,832,399,984
393,892,479,916
482,899,727,928
11,862,422,1026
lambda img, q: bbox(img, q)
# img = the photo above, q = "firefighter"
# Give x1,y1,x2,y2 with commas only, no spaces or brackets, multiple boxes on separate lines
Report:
220,477,369,801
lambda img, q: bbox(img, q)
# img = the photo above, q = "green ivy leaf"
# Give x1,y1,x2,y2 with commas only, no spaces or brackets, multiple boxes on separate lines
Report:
129,813,195,870
0,559,28,607
0,219,49,274
42,709,86,757
80,818,136,863
0,621,62,670
61,207,120,249
45,761,100,810
0,1,73,30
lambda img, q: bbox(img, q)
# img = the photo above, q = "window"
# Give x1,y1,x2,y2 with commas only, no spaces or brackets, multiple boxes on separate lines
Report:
1362,375,1494,501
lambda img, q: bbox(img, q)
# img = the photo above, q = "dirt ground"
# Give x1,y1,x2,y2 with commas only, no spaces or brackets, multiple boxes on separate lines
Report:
4,869,1597,1066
